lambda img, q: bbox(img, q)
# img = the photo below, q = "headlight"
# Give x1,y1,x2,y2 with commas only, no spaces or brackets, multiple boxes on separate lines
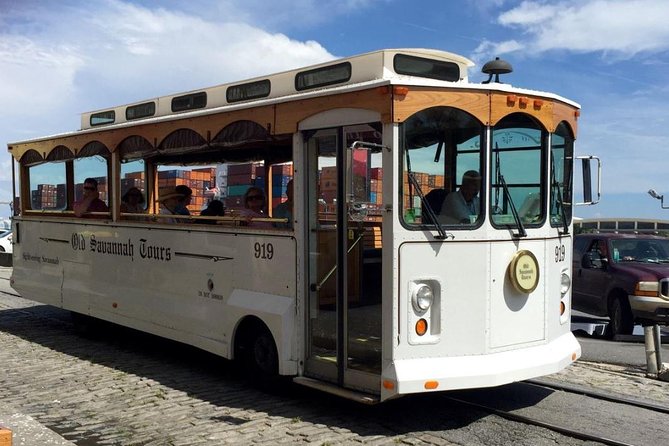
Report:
636,281,659,297
412,284,434,312
560,272,571,296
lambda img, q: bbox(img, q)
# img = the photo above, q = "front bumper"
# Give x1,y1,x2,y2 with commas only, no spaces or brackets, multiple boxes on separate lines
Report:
381,331,581,401
629,294,669,322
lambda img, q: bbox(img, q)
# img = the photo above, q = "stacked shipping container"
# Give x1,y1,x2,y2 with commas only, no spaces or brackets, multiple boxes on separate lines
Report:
157,167,216,212
28,164,448,218
31,184,67,210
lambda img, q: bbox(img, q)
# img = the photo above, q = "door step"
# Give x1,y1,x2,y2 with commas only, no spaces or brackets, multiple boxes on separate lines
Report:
293,377,379,404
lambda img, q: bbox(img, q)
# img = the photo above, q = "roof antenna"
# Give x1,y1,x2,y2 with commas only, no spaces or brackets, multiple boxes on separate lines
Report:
482,57,513,84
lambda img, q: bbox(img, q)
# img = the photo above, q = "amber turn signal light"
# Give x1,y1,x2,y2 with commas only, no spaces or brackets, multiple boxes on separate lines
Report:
415,318,428,336
393,86,409,96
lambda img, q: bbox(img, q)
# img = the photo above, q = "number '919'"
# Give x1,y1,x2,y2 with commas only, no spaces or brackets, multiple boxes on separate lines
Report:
254,242,274,259
555,244,566,262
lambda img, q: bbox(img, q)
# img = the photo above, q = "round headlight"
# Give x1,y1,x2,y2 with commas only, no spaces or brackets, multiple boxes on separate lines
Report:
560,272,571,296
413,284,434,311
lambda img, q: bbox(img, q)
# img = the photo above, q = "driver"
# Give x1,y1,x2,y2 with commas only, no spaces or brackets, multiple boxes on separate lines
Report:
440,170,481,224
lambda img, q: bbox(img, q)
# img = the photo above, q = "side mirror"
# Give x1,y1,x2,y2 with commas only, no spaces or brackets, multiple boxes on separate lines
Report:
582,253,593,268
575,156,601,206
582,252,604,269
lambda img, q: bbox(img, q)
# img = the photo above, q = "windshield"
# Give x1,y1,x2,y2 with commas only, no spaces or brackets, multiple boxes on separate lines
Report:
491,113,546,228
611,238,669,263
401,106,484,228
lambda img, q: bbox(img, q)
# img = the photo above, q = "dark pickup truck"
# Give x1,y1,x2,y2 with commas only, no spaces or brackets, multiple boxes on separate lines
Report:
573,233,669,336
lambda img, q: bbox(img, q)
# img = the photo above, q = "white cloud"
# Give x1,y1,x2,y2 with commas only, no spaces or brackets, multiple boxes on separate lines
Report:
471,39,524,66
497,0,669,56
0,36,84,117
577,91,669,195
0,0,348,183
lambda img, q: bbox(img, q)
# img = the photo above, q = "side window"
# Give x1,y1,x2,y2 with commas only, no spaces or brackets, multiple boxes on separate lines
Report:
491,113,546,228
401,106,484,228
121,159,147,214
584,240,606,269
550,122,574,227
573,237,588,257
156,164,219,219
74,155,109,206
28,162,67,211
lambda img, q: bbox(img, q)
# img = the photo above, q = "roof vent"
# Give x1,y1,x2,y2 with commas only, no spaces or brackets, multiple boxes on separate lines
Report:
481,57,513,84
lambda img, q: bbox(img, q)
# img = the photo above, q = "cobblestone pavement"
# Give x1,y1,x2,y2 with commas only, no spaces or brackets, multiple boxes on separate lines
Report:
1,273,668,445
539,359,669,406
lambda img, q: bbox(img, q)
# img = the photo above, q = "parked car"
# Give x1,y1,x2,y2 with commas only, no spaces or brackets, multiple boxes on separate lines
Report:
0,230,12,254
572,233,669,336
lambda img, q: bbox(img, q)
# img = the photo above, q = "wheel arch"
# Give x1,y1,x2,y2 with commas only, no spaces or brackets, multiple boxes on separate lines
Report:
227,289,298,375
606,287,630,314
232,315,275,359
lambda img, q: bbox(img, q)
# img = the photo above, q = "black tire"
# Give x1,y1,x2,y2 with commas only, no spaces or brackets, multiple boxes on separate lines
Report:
236,322,278,380
608,295,634,338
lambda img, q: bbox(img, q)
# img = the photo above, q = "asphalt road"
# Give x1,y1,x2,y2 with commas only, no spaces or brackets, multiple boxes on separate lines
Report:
572,310,669,368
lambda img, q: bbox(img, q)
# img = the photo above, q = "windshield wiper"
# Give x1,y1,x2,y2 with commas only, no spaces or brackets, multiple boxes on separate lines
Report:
407,173,451,239
495,143,526,238
405,148,451,240
498,173,527,238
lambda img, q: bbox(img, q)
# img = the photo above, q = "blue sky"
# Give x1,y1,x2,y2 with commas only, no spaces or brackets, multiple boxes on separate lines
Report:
1,0,669,219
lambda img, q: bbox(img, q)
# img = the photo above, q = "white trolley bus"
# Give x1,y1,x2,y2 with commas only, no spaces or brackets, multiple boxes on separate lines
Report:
8,48,599,402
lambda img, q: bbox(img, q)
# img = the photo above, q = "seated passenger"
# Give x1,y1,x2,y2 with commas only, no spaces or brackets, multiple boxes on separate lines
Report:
440,170,481,224
174,185,193,216
198,199,225,224
273,179,293,229
240,186,273,229
158,189,183,223
73,178,109,217
120,187,145,214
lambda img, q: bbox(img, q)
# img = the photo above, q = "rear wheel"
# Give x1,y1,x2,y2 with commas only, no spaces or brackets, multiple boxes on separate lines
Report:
608,295,634,338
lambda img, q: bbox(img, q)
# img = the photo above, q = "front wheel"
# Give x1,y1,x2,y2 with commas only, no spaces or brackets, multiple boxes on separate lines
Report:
608,295,634,338
250,329,279,377
236,322,278,380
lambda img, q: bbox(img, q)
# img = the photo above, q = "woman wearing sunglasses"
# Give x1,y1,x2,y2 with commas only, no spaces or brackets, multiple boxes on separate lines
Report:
240,186,272,228
73,177,109,217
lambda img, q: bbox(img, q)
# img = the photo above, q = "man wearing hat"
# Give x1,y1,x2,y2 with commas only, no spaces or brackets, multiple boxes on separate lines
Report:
159,188,184,223
441,170,481,224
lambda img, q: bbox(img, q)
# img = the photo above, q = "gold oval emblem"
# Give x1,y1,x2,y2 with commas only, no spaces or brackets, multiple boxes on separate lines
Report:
508,250,540,294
